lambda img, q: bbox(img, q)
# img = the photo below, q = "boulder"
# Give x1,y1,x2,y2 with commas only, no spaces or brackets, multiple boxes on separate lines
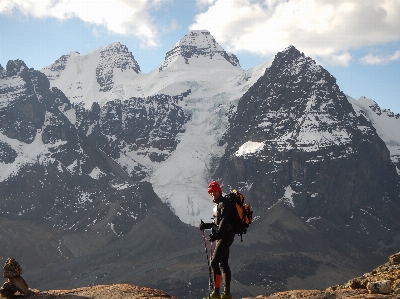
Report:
367,280,391,294
0,258,30,298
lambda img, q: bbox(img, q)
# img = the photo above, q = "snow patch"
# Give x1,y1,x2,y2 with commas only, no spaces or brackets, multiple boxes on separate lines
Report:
110,181,131,190
235,141,265,157
306,216,321,223
280,185,297,208
63,108,77,125
89,167,106,179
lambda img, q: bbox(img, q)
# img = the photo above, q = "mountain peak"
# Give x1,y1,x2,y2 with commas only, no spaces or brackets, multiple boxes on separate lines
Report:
6,59,29,76
283,44,298,52
276,45,306,64
40,42,141,107
158,30,240,71
226,44,351,155
177,30,215,47
103,41,123,48
95,42,141,91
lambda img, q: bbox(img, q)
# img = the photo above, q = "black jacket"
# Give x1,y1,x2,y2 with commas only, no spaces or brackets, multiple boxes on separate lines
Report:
211,195,235,240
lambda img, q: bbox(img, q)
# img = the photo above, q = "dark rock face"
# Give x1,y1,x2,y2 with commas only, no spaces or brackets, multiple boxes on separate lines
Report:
0,60,48,143
216,45,399,227
0,59,190,236
0,141,17,163
96,94,188,162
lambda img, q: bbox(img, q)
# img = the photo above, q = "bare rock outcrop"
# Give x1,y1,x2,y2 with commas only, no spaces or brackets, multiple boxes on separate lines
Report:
0,258,29,298
244,251,400,299
329,251,400,294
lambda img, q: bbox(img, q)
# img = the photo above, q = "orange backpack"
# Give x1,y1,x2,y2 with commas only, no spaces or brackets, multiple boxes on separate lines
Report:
227,189,253,241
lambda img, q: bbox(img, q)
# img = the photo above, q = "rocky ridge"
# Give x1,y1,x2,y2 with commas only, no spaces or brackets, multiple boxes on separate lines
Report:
244,252,400,299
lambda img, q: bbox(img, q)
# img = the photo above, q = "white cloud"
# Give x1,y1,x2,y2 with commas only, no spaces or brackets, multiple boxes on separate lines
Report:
189,0,400,66
0,0,171,47
325,52,352,67
196,0,218,8
360,50,400,65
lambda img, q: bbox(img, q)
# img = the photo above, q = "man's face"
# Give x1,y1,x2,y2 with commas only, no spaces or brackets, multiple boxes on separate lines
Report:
209,190,221,201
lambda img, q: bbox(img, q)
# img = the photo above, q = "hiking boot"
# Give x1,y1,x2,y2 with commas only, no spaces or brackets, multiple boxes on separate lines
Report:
220,292,233,299
204,291,221,299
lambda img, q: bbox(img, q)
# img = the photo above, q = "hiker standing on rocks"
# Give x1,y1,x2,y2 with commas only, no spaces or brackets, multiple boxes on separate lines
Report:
200,181,235,299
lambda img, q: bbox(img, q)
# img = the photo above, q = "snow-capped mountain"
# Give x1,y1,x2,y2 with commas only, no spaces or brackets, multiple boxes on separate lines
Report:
2,29,399,230
41,42,141,108
1,30,400,298
40,30,245,110
158,30,240,71
216,45,399,228
38,30,269,225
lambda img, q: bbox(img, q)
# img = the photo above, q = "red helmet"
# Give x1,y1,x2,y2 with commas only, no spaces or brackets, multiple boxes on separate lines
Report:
208,181,222,194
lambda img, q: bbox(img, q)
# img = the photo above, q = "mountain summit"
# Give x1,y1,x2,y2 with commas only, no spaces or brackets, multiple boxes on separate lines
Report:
158,30,240,71
41,42,141,107
226,45,357,153
40,32,243,108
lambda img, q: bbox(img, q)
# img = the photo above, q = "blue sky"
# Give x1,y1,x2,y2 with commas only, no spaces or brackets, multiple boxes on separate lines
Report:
1,0,400,113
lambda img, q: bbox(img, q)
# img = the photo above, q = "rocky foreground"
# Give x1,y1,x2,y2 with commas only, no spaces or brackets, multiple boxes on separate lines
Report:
244,252,400,299
20,284,175,299
2,252,400,299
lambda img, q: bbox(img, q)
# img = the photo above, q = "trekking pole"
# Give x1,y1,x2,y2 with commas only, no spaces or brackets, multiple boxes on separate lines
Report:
201,221,213,295
209,239,213,265
209,238,214,292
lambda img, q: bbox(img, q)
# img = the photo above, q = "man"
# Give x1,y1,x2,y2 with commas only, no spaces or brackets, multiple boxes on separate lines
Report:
199,181,235,299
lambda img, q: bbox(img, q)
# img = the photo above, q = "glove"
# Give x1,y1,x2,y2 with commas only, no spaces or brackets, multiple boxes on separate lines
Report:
208,233,218,242
199,220,212,231
199,221,206,231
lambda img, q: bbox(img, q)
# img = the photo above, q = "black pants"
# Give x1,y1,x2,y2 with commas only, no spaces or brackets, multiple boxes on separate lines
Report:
210,236,234,288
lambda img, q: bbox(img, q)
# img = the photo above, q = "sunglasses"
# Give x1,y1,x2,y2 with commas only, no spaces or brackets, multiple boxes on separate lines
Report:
208,189,220,194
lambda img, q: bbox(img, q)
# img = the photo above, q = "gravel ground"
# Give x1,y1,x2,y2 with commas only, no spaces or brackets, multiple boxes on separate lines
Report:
2,284,176,299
